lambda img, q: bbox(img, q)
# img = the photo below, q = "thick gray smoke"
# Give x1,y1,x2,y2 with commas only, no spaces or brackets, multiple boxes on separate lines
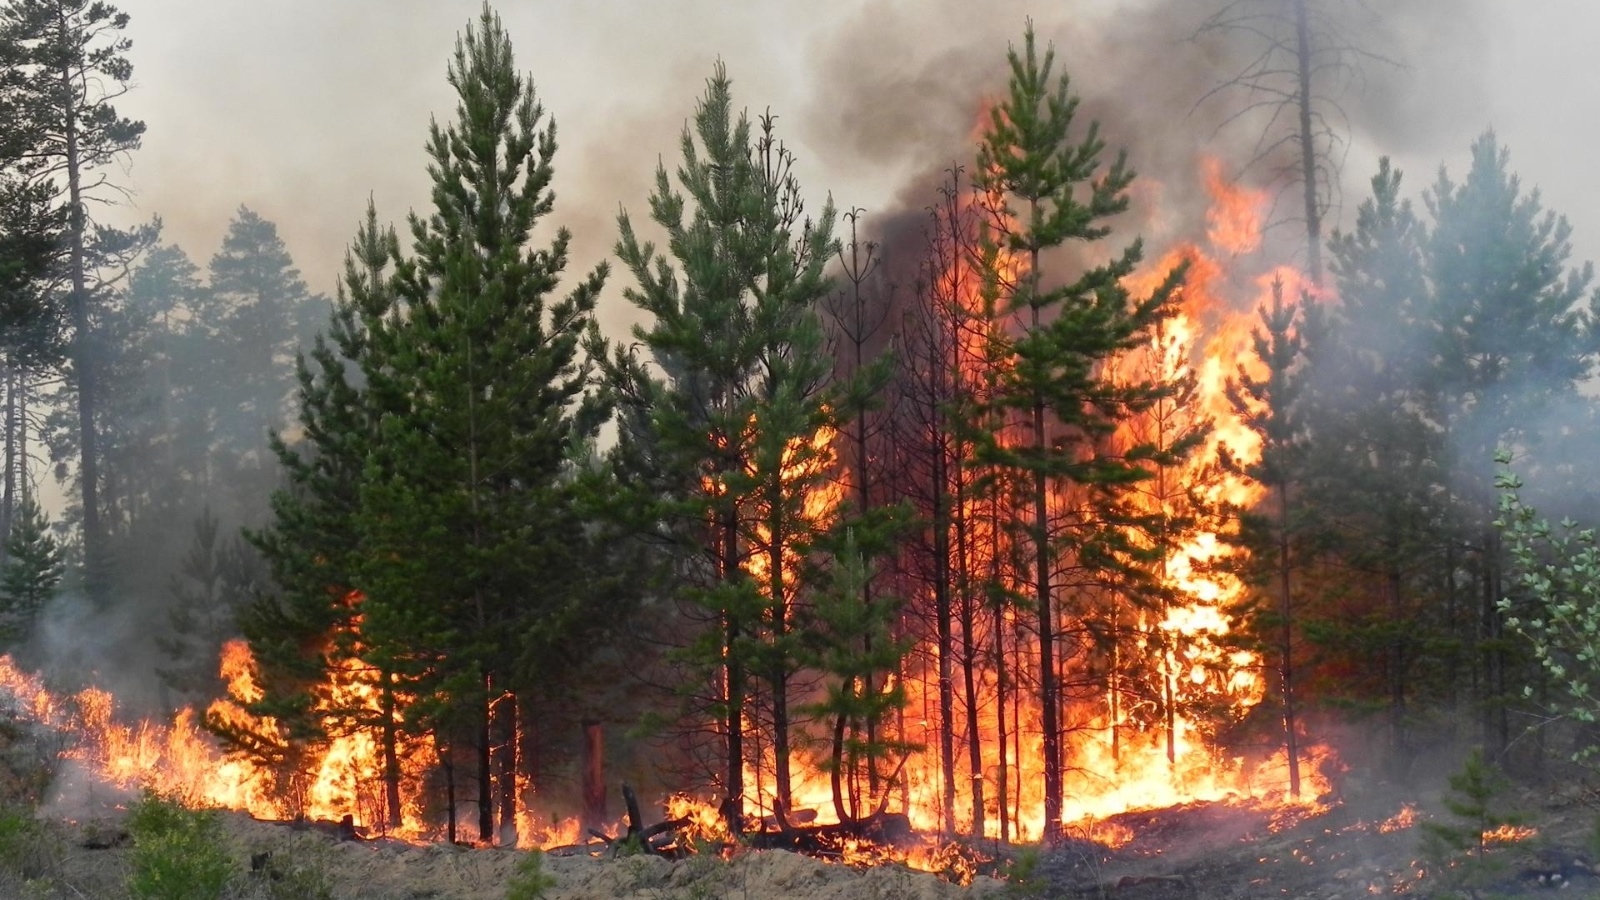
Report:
798,0,1496,275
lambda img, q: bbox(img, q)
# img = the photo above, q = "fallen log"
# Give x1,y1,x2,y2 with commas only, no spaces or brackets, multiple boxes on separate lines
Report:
744,811,913,855
586,783,690,857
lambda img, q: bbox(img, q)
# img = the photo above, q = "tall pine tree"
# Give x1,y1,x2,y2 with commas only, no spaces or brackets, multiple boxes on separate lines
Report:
595,62,842,833
357,4,609,844
972,23,1184,837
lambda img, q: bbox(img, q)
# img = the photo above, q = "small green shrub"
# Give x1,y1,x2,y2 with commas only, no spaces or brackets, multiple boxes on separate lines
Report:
125,790,234,900
0,804,53,879
506,848,557,900
1419,748,1528,896
1002,845,1045,898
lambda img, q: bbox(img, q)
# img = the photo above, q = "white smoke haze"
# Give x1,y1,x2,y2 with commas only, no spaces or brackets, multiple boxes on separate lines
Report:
105,1,1600,306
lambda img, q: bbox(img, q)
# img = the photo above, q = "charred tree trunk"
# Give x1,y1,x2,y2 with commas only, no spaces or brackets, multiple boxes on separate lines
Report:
933,489,957,835
768,508,793,820
1279,482,1301,798
496,692,518,845
721,505,746,835
1027,238,1063,838
381,667,402,832
959,575,985,838
581,720,606,833
478,678,493,842
441,739,458,844
1293,0,1323,285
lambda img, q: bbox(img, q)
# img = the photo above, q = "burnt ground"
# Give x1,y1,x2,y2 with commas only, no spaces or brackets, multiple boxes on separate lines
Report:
1015,780,1600,899
2,780,1598,900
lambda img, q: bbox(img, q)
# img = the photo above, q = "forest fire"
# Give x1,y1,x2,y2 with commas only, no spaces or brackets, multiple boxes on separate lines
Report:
0,147,1334,873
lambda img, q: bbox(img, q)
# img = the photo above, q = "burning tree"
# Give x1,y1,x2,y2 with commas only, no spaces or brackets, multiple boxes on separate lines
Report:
596,62,909,833
970,23,1187,839
234,5,614,844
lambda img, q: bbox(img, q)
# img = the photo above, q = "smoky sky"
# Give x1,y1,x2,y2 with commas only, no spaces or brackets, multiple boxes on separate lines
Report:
106,0,1598,331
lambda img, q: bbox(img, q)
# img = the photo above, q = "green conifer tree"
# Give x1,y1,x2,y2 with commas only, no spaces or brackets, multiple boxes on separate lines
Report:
357,3,608,844
595,62,841,832
1227,279,1310,797
0,0,151,595
0,495,61,649
1424,132,1599,758
971,22,1184,837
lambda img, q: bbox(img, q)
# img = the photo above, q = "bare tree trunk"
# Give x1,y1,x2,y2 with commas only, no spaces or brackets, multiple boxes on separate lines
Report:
477,677,493,842
581,720,605,832
59,47,102,592
934,474,957,834
721,506,746,835
1293,0,1323,285
496,692,518,846
382,667,402,832
1,365,15,560
959,571,985,838
1279,483,1300,797
1026,223,1062,839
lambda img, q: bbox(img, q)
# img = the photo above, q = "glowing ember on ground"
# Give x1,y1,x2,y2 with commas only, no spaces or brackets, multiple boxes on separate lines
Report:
1378,804,1419,833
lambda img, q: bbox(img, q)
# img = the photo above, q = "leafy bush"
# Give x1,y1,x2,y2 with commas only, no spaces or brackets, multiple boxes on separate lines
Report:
125,790,234,900
1496,454,1600,749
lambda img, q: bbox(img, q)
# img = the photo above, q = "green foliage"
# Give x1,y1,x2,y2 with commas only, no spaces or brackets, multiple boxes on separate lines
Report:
1419,748,1526,892
505,849,557,900
124,790,234,900
0,803,53,880
595,59,842,826
971,22,1187,834
1496,453,1600,742
157,507,259,701
0,497,62,647
1000,845,1045,899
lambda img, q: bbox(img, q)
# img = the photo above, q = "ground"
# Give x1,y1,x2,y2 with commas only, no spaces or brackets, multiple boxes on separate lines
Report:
1,778,1597,900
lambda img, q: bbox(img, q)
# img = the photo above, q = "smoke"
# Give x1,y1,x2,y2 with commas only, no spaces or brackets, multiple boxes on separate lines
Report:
798,0,1497,279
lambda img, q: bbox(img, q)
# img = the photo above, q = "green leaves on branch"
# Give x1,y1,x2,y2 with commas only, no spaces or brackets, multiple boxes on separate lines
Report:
1495,450,1600,739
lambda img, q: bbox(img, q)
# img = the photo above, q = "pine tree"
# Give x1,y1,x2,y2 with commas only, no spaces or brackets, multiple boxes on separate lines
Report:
0,495,62,650
356,4,609,844
797,529,913,823
0,178,61,556
233,202,401,825
1423,132,1599,759
1419,747,1526,891
595,62,839,833
0,0,151,596
1313,159,1448,767
1226,279,1309,797
204,207,328,515
971,23,1184,837
157,506,259,703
